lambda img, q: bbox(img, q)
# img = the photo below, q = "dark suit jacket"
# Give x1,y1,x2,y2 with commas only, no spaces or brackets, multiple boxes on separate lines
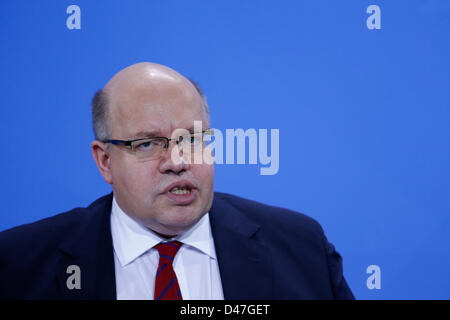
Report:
0,192,354,299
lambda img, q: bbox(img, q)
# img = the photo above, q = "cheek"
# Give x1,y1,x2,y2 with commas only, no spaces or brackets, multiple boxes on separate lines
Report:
194,163,215,188
112,158,160,194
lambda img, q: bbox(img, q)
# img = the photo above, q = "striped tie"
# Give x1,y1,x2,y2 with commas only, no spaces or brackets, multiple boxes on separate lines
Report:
153,241,183,300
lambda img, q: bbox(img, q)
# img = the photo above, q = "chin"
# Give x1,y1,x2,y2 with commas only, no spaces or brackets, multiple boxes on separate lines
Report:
164,206,204,226
157,219,199,237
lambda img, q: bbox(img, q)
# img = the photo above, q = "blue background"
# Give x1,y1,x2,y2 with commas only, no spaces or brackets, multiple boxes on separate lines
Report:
0,0,449,299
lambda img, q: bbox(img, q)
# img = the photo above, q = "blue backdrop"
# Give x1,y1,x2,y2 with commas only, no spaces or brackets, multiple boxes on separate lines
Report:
0,0,449,299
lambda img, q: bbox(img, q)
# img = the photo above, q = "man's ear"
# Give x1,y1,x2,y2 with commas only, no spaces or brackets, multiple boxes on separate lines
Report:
91,140,113,184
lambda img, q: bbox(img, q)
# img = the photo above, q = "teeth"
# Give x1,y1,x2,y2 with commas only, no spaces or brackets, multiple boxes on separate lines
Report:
170,187,191,194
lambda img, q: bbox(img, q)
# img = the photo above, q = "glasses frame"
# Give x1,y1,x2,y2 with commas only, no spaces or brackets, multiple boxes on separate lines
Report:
102,129,214,153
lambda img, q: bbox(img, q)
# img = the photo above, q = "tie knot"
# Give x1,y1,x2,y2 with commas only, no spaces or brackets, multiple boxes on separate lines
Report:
154,241,183,263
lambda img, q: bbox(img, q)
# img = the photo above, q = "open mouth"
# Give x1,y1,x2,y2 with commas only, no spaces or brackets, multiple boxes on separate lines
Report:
169,186,192,195
164,181,197,205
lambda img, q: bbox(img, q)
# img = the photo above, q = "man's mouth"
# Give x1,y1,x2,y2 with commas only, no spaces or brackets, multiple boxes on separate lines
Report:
163,180,196,194
169,187,192,195
164,180,197,205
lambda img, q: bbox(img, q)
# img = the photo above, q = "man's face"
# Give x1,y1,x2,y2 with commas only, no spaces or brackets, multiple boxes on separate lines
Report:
105,71,214,237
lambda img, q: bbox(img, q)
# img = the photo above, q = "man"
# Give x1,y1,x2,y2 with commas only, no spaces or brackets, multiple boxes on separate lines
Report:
0,62,354,299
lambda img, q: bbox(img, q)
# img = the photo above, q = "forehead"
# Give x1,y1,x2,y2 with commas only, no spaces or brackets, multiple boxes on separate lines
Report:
108,78,207,138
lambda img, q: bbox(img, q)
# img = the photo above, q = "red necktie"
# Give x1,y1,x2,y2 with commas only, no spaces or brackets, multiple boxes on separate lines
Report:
154,241,183,300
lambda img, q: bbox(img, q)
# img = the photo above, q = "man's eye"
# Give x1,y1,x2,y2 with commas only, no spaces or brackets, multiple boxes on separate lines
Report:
189,135,202,144
136,141,155,150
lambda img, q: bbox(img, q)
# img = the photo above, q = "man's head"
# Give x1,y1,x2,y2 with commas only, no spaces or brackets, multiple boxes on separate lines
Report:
91,62,214,238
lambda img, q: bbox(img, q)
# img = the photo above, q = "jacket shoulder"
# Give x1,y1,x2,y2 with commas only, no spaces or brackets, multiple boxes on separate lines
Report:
0,209,81,250
0,193,114,299
0,194,112,260
213,192,354,299
213,192,325,243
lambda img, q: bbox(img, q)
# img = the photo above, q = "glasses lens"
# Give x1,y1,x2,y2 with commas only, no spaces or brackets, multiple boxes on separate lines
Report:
131,138,166,160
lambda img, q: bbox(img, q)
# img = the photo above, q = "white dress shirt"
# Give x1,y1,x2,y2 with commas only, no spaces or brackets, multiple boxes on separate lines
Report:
110,196,224,300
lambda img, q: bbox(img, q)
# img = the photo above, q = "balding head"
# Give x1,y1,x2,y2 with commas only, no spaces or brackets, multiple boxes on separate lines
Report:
92,62,209,141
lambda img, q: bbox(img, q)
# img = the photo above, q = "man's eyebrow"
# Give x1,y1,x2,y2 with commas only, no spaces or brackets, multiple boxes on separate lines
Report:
180,127,204,135
131,127,198,139
132,131,163,138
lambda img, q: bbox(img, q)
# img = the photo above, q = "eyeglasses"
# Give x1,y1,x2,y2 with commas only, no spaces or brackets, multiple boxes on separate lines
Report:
103,129,214,161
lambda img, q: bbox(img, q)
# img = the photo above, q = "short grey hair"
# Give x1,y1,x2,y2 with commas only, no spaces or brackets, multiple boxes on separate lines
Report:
91,78,211,141
188,78,210,124
91,89,109,141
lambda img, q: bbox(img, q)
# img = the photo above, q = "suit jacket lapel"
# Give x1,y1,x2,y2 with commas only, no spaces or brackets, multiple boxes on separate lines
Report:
209,194,273,299
56,193,116,299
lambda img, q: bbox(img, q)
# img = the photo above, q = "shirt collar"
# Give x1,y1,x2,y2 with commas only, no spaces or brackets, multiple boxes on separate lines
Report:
110,196,217,267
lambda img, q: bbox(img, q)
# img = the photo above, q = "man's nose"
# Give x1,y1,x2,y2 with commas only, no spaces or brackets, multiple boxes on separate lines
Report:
159,140,190,174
